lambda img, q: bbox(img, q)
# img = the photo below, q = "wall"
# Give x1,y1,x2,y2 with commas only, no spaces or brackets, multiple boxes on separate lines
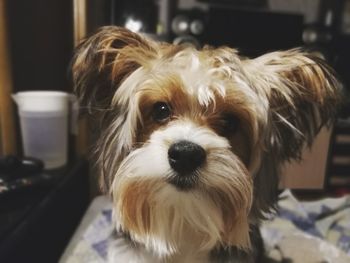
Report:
6,0,74,92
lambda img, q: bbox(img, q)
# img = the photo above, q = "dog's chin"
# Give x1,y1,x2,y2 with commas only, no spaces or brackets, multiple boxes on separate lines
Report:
167,171,199,191
110,143,253,258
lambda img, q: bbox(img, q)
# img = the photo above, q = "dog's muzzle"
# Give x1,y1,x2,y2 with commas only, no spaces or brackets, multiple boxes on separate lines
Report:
168,140,206,190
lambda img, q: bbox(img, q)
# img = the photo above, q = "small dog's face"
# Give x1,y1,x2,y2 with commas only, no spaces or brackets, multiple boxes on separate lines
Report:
72,27,340,257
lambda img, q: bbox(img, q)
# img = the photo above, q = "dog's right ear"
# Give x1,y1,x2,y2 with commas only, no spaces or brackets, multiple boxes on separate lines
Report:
72,26,158,112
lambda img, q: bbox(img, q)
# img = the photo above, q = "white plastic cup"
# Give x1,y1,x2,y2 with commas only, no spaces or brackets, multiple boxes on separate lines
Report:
12,91,71,169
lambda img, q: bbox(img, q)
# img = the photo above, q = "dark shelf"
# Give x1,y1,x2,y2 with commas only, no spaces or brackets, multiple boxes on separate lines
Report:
0,159,90,263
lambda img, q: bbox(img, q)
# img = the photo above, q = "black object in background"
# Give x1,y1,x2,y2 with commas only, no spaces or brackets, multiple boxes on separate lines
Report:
199,0,266,8
110,0,158,34
0,159,89,263
0,155,43,178
169,8,208,48
205,8,303,57
6,0,73,92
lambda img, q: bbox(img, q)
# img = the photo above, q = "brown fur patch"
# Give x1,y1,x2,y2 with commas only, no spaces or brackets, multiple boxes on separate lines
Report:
136,75,192,143
205,93,256,166
118,180,163,236
204,154,253,249
135,75,255,166
136,74,220,144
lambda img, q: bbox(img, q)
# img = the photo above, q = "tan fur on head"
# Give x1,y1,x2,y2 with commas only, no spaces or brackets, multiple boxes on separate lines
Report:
72,26,341,260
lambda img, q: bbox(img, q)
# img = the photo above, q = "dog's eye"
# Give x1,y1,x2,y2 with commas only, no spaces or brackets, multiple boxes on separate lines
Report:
221,113,240,133
152,102,171,123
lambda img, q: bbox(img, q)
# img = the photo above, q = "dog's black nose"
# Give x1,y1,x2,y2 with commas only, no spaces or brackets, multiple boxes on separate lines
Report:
168,140,206,174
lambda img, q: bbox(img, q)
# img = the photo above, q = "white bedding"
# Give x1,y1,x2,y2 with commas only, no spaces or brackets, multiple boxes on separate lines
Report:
60,190,350,263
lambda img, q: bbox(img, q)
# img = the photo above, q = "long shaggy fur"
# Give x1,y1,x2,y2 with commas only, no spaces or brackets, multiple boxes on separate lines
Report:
72,26,342,262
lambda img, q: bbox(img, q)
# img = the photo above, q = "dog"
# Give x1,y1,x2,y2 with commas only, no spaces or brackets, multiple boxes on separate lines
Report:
72,26,341,262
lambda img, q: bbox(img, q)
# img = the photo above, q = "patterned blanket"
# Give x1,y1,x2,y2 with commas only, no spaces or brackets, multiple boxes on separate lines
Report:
60,190,350,263
261,190,350,262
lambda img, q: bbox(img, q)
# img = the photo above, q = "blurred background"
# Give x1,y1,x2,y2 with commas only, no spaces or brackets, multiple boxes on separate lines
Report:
4,0,350,97
3,0,350,193
1,0,350,262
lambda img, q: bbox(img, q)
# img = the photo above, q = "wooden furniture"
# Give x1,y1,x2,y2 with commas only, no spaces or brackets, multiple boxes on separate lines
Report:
327,119,350,194
279,127,333,189
73,0,89,156
0,0,16,155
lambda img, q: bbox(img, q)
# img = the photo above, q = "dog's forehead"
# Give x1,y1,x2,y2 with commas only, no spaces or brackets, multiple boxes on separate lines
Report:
160,48,234,84
113,47,256,110
143,49,244,105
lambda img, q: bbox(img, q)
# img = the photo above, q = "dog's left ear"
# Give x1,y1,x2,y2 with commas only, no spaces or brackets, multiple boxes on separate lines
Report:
72,26,158,112
71,27,159,192
244,49,342,161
